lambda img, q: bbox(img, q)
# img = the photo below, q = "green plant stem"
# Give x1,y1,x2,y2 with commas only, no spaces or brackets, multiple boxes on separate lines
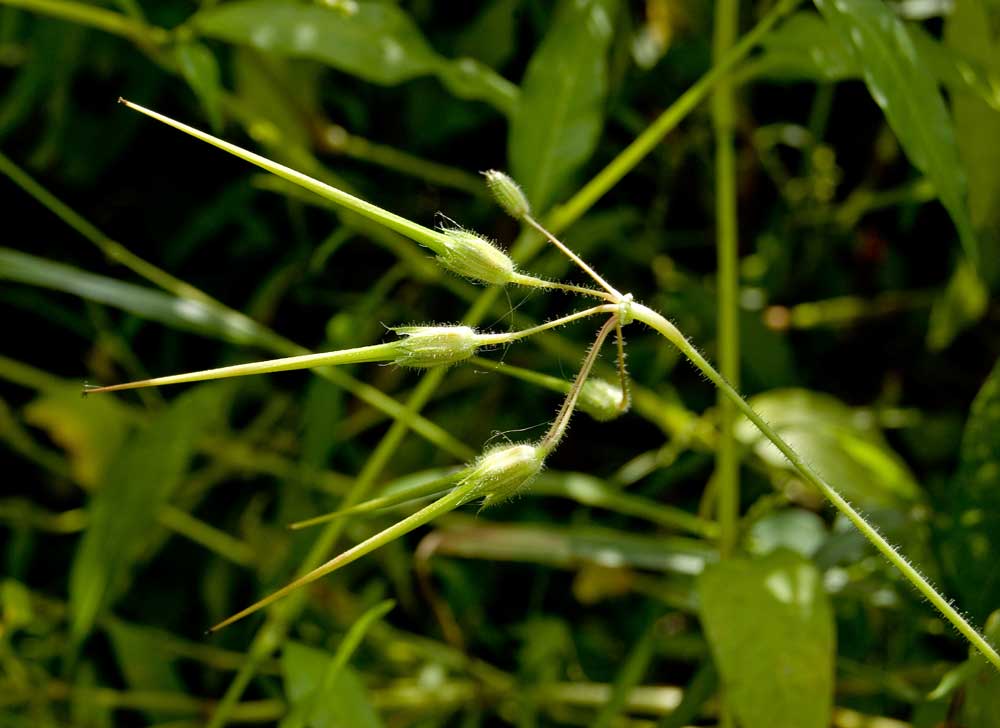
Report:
631,302,1000,672
540,315,618,454
547,0,800,236
478,304,616,345
209,479,479,633
0,0,168,45
158,505,256,567
712,0,740,564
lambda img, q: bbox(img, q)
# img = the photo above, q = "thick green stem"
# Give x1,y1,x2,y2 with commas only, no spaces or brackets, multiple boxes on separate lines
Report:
632,302,1000,672
712,0,740,561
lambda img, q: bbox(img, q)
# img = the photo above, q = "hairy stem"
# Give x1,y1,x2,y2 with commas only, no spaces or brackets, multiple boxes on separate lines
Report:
631,302,1000,672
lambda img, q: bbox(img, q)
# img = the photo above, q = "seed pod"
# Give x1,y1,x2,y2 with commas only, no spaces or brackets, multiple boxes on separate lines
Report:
393,325,480,368
578,378,628,421
436,228,515,285
483,170,531,220
462,442,545,507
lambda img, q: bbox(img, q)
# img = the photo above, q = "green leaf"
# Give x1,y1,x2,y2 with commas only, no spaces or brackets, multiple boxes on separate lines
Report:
0,247,275,347
698,550,835,728
749,509,827,558
735,389,921,508
68,384,230,642
813,0,978,264
22,385,135,490
191,0,516,114
964,610,1000,728
105,620,184,723
926,258,989,351
281,641,382,728
755,12,855,81
508,0,618,212
758,11,1000,116
175,41,224,132
947,0,1000,284
937,356,1000,623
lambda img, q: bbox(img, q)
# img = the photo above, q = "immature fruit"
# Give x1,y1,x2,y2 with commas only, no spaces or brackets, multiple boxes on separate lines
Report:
436,228,515,285
579,378,628,421
393,326,480,368
483,169,531,220
463,442,545,507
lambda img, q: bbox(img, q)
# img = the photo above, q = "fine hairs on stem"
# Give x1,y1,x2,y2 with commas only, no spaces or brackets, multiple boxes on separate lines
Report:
96,101,1000,672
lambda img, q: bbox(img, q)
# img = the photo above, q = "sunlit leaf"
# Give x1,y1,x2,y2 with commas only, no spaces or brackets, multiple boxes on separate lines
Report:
192,0,516,114
937,356,1000,623
735,389,921,508
69,384,231,642
813,0,978,264
175,41,224,132
508,0,618,212
699,550,834,728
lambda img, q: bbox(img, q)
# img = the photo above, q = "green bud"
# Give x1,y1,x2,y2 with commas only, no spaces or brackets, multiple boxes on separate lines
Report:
436,228,515,285
483,170,531,219
462,442,545,507
578,379,628,422
393,325,480,368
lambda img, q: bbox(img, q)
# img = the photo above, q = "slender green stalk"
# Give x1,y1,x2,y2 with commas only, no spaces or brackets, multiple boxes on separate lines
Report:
540,315,618,454
546,0,801,236
712,0,741,562
83,343,399,394
208,479,479,632
158,505,256,567
631,302,1000,672
477,304,616,345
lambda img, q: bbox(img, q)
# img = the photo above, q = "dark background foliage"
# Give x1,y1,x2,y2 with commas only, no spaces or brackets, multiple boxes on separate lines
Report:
1,1,999,726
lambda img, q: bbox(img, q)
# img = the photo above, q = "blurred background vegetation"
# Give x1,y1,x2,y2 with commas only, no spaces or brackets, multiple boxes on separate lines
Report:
2,0,1000,726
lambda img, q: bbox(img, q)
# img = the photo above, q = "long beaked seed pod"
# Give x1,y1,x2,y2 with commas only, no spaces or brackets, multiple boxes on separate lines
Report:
578,378,628,421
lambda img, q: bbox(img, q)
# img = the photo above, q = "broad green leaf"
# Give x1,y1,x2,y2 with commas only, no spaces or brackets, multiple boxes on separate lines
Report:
192,0,516,114
105,620,184,723
454,0,521,69
508,0,618,212
757,11,1000,115
698,550,834,728
175,41,224,132
749,509,827,558
735,389,921,508
937,356,1000,623
69,384,230,642
813,0,978,264
947,0,1000,284
0,248,274,347
964,610,1000,728
281,641,382,728
755,12,855,81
